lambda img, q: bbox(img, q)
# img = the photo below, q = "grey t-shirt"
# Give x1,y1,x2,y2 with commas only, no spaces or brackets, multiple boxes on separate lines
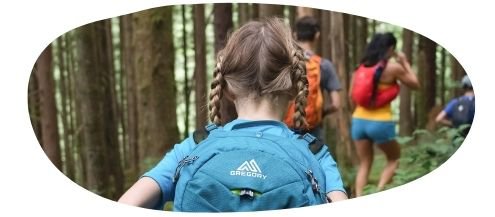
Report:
320,58,341,92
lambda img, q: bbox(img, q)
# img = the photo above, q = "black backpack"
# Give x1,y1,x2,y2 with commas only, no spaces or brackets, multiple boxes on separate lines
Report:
451,96,475,128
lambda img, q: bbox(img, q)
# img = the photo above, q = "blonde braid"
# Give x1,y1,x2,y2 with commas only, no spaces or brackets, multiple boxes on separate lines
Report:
292,46,308,129
209,58,224,125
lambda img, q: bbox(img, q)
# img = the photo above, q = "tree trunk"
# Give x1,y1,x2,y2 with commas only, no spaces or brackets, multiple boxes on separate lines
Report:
440,48,446,105
74,20,124,199
133,7,180,171
35,45,62,170
399,29,414,136
355,16,367,63
343,14,353,83
329,12,356,186
182,5,191,138
238,3,250,26
214,3,233,54
296,7,317,18
214,3,237,125
65,32,84,185
120,14,139,177
194,4,208,129
288,6,296,28
450,55,465,97
251,4,259,20
258,4,284,18
416,35,437,129
28,68,42,144
320,10,332,59
56,36,75,180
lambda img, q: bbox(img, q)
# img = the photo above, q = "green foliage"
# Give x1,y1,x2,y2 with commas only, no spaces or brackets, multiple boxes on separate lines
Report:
388,127,464,190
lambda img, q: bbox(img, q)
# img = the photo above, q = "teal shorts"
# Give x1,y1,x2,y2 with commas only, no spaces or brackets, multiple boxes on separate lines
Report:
351,118,396,145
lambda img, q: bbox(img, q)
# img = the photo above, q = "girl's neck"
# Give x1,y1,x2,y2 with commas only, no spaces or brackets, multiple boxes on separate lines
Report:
234,96,288,122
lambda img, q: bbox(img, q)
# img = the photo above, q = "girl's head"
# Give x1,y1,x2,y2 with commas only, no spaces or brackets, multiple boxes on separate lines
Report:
360,32,397,66
209,18,308,128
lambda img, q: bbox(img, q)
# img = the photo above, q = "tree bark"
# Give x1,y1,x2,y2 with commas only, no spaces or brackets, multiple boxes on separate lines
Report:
194,4,208,129
214,3,233,55
182,5,191,138
35,45,62,170
133,7,180,171
238,3,250,26
399,29,414,136
440,48,446,105
320,10,332,59
214,3,237,125
120,14,139,176
416,35,437,129
450,55,465,97
258,4,284,18
330,11,355,168
28,68,42,144
74,20,124,199
56,36,75,180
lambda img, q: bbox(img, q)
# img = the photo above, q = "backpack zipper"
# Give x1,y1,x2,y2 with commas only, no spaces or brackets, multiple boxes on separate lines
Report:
173,156,199,183
305,169,327,202
305,170,320,193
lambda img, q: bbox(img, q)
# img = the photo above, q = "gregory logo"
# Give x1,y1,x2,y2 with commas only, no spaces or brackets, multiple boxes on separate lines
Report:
230,159,267,180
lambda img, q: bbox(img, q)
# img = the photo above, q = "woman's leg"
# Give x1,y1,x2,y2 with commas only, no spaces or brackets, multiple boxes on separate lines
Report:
376,140,401,191
354,139,374,197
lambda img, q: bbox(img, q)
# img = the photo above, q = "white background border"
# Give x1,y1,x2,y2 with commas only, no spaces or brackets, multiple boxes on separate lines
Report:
1,0,494,216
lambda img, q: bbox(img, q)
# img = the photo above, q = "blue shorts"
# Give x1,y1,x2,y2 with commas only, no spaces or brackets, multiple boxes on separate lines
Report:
351,118,396,145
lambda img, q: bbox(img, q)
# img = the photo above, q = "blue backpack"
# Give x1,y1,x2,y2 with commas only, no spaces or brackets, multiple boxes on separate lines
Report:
451,96,475,128
172,122,328,212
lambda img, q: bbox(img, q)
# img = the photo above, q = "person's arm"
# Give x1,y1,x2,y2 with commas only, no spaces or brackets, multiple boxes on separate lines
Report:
393,51,420,89
313,145,348,202
321,59,342,116
436,99,458,127
435,110,453,127
118,137,196,209
118,177,162,208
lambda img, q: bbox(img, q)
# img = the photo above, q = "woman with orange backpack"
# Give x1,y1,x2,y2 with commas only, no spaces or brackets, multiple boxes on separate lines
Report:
350,32,420,197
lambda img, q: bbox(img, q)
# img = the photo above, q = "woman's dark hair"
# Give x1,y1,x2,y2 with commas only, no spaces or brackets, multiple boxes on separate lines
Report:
360,32,397,67
294,16,320,42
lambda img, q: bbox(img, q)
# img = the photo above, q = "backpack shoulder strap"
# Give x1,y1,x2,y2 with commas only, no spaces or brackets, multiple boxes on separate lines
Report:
192,123,219,144
298,133,325,155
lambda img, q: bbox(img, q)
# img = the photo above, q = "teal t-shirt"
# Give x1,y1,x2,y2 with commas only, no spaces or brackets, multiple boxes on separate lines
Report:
142,119,346,209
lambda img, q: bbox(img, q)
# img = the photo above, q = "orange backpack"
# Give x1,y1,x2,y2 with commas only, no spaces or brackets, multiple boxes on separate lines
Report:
284,55,323,130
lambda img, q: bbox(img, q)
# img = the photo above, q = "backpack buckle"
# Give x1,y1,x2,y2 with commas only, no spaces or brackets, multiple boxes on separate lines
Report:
302,133,317,144
205,123,218,132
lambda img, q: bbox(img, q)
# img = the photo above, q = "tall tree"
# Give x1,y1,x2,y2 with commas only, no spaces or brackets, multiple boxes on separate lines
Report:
194,4,208,129
56,37,75,180
355,16,368,64
320,10,332,59
440,48,446,105
329,12,355,181
450,55,465,98
251,3,259,20
35,45,62,170
258,4,284,18
399,29,414,136
214,3,237,125
416,35,437,129
182,5,191,138
28,69,42,144
133,7,180,171
74,20,124,199
214,3,233,54
238,3,250,26
120,14,139,176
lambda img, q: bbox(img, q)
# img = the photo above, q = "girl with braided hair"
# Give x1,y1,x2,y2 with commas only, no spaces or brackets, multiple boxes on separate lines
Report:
118,18,347,211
